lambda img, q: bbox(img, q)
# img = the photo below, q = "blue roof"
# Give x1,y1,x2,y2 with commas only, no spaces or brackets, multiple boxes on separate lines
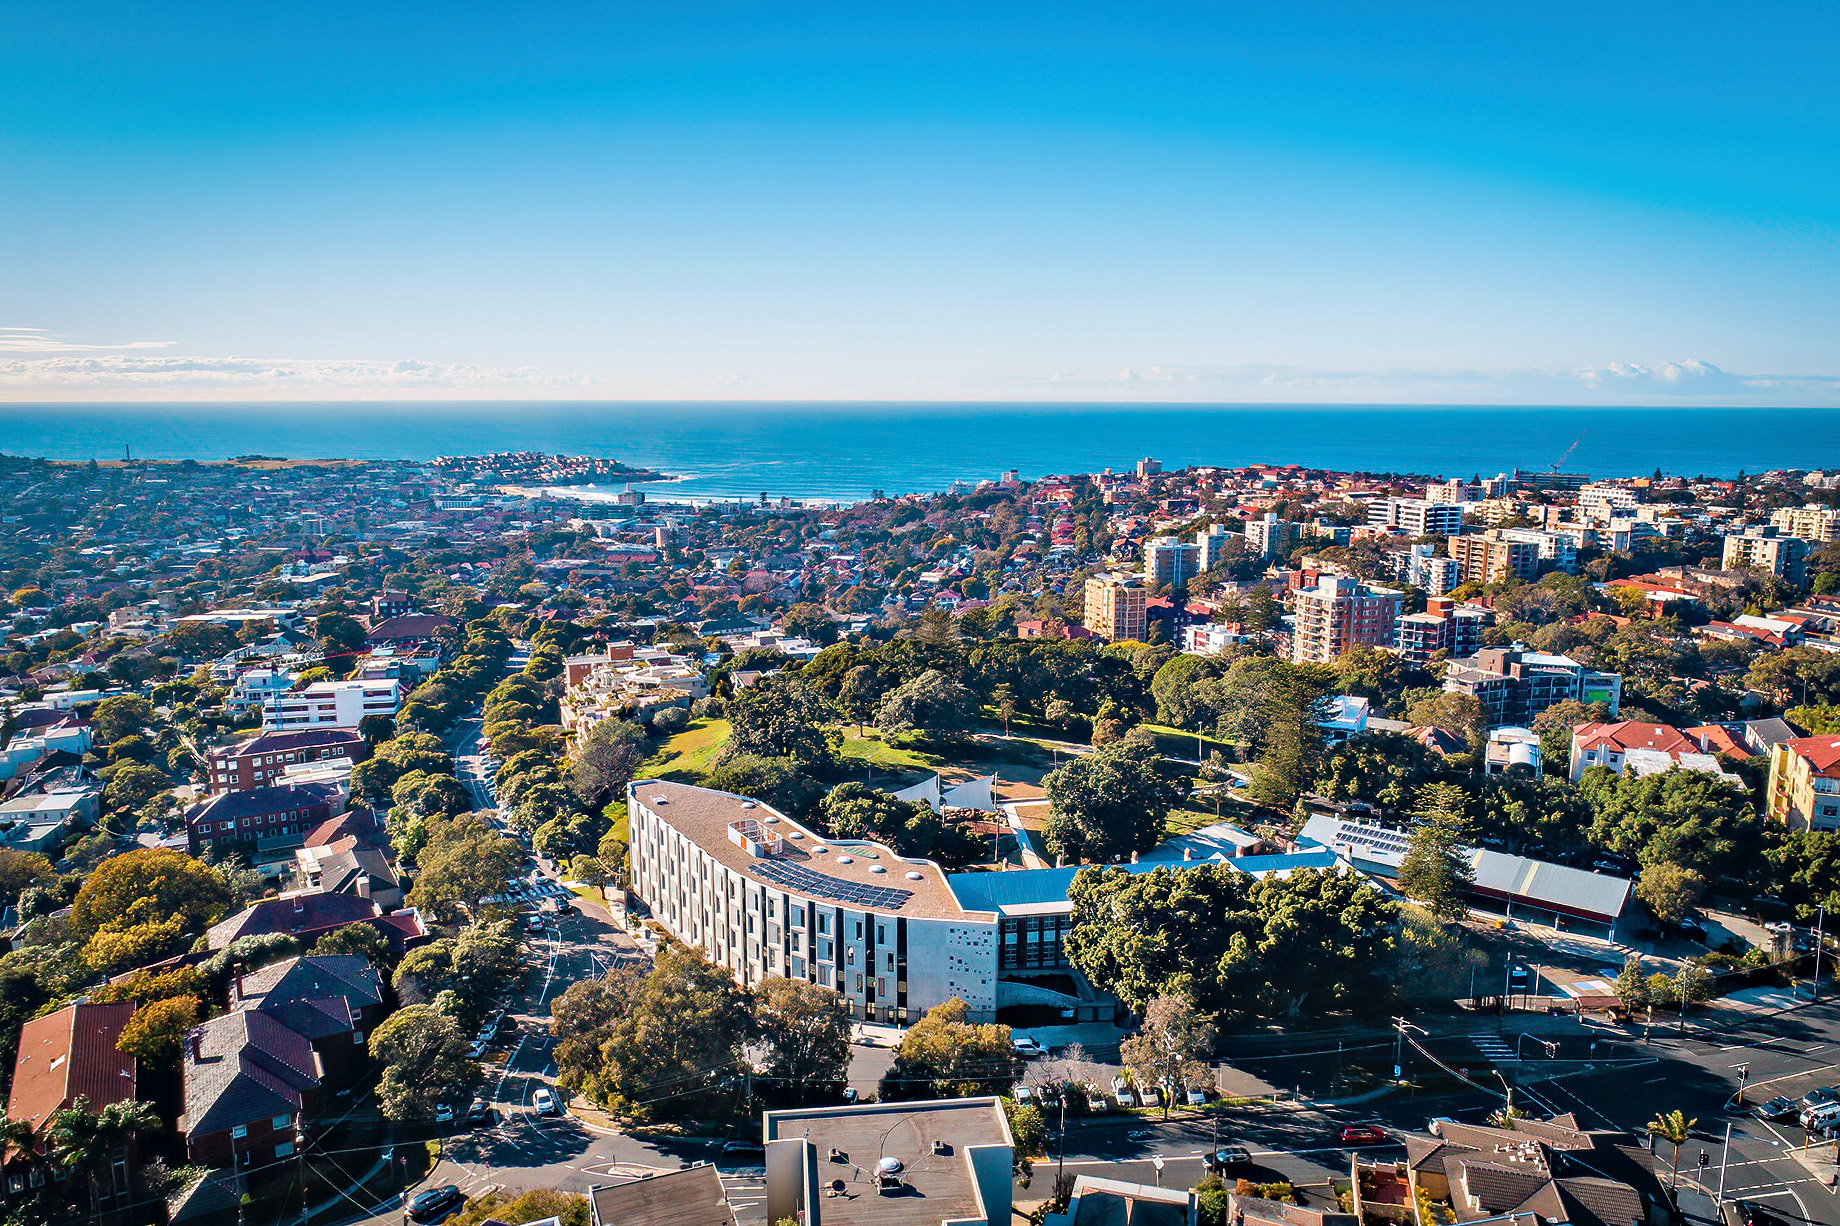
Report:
945,848,1345,914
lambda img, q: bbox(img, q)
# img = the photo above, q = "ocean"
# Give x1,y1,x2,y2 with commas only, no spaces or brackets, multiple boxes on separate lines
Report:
0,402,1833,504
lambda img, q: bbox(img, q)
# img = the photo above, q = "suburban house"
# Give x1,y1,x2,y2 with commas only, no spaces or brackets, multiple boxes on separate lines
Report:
205,892,427,952
179,1011,321,1169
232,955,386,1091
292,843,402,909
4,1001,138,1202
363,612,454,648
1569,721,1748,783
1404,1114,1667,1226
1042,1176,1198,1226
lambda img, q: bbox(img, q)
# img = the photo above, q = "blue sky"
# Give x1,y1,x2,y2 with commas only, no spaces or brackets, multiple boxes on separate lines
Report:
3,2,1838,403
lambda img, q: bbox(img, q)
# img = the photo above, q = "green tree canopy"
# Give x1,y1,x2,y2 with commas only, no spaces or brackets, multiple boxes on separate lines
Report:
751,976,852,1105
724,677,839,767
1042,740,1185,863
369,1004,479,1120
878,998,1017,1101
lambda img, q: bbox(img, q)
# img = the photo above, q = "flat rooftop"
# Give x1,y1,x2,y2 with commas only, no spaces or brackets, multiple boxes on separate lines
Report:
764,1099,1011,1226
589,1163,733,1226
631,780,990,922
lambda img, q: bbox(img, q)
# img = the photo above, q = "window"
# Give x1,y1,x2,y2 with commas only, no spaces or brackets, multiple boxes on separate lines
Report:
231,1125,248,1139
818,912,830,935
272,1114,292,1129
274,1141,295,1158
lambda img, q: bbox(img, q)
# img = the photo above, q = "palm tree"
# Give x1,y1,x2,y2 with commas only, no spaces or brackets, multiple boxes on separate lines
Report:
0,1110,47,1167
1646,1109,1696,1188
48,1096,162,1213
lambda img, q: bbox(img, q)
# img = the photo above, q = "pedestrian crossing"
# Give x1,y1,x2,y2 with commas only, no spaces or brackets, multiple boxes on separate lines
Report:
1469,1033,1521,1065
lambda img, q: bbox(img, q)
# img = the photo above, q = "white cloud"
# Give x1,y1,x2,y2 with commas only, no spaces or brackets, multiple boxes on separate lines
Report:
0,352,598,399
0,327,175,353
0,329,1835,406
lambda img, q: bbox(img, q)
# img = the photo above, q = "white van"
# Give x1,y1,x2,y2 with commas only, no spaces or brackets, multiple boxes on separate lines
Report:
1800,1101,1840,1130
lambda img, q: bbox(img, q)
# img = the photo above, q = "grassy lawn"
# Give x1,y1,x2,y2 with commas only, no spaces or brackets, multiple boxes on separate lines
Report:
1136,722,1238,760
640,718,730,781
838,732,938,769
1164,806,1229,835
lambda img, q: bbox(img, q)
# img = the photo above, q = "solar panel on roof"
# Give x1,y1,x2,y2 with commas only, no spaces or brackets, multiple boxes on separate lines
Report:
749,859,914,910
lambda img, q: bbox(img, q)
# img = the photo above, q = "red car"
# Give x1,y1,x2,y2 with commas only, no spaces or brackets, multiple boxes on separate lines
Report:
1339,1125,1388,1146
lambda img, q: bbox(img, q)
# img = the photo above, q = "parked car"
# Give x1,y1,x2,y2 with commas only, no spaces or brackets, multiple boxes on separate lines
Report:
1141,1086,1162,1108
1014,1084,1034,1105
1012,1036,1045,1059
1115,1087,1138,1108
1186,1088,1208,1107
1205,1145,1252,1172
432,1103,455,1124
465,1099,494,1127
1754,1096,1799,1122
408,1187,465,1224
720,1140,766,1166
1801,1086,1840,1110
466,1037,488,1059
532,1088,559,1116
1339,1125,1388,1146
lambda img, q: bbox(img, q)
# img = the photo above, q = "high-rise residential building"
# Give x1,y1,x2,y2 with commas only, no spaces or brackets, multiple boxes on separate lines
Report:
1083,572,1146,642
1425,480,1482,504
1449,529,1542,585
1576,483,1641,522
1495,527,1579,573
1366,498,1465,537
1290,576,1403,663
1393,598,1493,666
1143,536,1200,590
1194,524,1233,569
1135,457,1162,478
1722,529,1811,584
1771,504,1840,542
1244,512,1302,559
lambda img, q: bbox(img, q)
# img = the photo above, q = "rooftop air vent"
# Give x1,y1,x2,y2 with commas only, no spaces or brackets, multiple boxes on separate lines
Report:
837,855,854,865
906,871,924,881
870,865,887,874
652,796,669,804
742,801,757,809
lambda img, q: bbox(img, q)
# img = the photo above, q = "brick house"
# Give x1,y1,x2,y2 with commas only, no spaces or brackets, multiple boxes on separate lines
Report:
4,1002,138,1202
208,729,366,793
185,783,344,857
180,1011,321,1170
232,955,386,1092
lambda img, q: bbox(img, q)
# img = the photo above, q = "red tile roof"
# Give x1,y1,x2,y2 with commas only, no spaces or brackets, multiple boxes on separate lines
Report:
1572,722,1695,756
1783,737,1840,774
6,1001,137,1130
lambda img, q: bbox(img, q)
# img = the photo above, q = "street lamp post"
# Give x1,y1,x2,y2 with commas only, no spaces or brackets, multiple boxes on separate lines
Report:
1815,905,1828,1002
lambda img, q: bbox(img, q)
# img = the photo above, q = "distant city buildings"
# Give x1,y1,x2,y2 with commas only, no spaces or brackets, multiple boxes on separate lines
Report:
1142,535,1200,589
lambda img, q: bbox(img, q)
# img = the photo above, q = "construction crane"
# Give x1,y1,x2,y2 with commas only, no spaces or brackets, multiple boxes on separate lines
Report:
1550,432,1584,473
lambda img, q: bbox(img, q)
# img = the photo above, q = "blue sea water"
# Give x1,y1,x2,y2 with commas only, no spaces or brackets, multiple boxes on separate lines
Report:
0,402,1832,503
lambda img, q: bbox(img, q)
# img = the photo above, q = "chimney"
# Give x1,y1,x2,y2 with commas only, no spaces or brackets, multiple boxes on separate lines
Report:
293,895,305,915
355,875,372,900
1130,850,1139,864
188,1030,201,1061
233,971,244,1002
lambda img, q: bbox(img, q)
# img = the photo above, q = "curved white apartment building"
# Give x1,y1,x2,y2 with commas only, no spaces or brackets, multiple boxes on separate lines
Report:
627,780,1000,1024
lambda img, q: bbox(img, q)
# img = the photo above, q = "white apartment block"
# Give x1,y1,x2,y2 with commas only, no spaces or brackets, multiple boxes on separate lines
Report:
1365,498,1464,537
1183,622,1254,656
1576,484,1640,521
628,781,1001,1025
1772,504,1840,543
261,679,401,731
1496,527,1579,573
